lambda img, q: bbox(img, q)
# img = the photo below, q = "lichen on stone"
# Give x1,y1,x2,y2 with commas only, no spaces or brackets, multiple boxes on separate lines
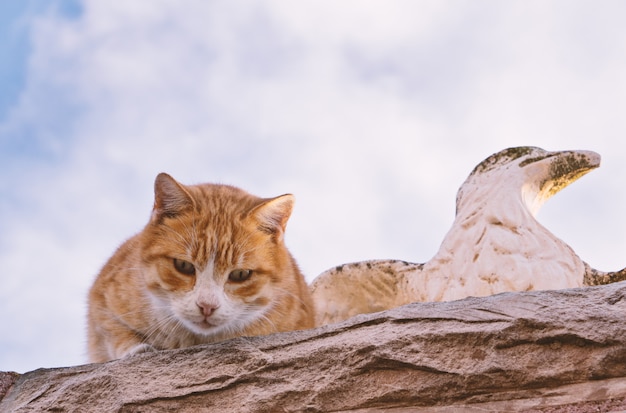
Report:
542,152,596,197
471,146,538,175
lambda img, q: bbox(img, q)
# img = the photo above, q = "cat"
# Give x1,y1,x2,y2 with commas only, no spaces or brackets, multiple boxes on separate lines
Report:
87,173,315,363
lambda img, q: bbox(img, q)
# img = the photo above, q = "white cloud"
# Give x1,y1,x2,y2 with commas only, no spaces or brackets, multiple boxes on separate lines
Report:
1,0,626,373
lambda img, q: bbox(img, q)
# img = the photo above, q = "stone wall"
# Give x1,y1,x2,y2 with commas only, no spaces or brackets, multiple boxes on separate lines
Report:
2,281,626,412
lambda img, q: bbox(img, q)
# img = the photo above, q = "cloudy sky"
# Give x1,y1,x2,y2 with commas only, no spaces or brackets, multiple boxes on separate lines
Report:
1,1,625,373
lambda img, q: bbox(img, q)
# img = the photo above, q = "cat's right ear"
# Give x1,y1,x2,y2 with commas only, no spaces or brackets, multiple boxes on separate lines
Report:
151,173,194,222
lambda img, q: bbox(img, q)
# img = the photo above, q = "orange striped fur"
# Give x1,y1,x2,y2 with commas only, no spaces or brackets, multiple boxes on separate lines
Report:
87,173,314,363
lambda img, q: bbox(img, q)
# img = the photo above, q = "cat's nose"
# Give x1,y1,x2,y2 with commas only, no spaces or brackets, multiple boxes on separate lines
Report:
196,301,220,317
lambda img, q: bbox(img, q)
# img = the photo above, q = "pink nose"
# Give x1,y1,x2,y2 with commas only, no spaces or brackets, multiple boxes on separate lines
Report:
197,301,220,317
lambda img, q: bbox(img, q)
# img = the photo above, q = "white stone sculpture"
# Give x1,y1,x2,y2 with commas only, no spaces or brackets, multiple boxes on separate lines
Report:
311,146,626,326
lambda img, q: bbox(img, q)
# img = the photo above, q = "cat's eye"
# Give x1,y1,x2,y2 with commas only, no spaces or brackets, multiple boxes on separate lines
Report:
173,258,196,276
228,269,252,283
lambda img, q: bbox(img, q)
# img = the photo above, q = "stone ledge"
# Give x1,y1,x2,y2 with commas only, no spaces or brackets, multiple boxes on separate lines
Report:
2,281,626,412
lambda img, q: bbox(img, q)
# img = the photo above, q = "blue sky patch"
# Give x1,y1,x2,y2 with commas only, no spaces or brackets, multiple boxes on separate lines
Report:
0,0,83,122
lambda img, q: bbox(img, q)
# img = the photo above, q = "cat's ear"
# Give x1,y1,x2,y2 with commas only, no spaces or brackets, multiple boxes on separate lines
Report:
249,194,295,238
152,173,194,221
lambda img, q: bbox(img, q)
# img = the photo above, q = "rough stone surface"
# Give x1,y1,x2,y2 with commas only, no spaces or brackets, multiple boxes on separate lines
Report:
0,372,18,402
3,282,626,412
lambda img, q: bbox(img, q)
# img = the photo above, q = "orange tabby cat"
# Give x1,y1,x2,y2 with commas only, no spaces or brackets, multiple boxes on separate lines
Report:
87,173,314,363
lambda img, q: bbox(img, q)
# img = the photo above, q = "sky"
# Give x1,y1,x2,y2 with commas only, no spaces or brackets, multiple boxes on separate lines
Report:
1,1,625,374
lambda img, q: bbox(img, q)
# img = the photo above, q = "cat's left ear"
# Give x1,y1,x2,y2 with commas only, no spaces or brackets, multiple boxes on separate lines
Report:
249,194,295,239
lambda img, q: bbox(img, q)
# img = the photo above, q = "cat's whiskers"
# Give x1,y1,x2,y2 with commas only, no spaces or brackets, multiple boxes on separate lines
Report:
274,286,310,308
162,223,195,255
236,238,264,267
132,301,191,348
175,214,200,256
104,265,143,277
143,313,183,347
233,300,280,335
255,312,280,334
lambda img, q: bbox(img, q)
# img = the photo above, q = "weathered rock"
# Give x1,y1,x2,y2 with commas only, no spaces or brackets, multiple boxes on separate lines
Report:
0,372,18,402
3,281,626,412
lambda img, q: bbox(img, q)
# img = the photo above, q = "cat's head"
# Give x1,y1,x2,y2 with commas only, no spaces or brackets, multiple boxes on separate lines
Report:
140,173,297,338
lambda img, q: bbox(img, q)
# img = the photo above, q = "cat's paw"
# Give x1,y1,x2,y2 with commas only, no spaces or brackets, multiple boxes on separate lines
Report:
123,343,156,358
